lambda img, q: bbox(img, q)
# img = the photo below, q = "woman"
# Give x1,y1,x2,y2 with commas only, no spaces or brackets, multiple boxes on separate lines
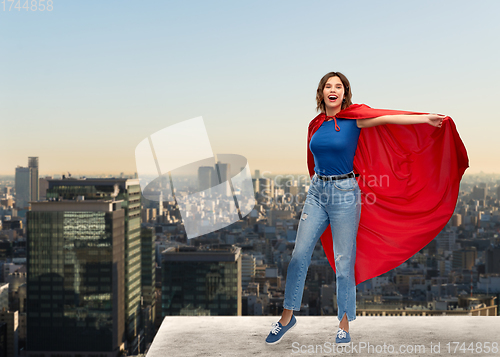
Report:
265,71,455,346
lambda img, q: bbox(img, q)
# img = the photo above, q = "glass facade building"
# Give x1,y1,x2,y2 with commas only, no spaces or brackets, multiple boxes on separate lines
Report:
15,157,39,210
15,167,30,209
45,178,142,350
162,245,242,316
141,227,156,308
28,157,39,203
140,226,156,350
26,200,125,355
0,322,7,357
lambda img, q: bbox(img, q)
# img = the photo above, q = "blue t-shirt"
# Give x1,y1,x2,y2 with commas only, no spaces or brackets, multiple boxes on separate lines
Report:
309,118,361,176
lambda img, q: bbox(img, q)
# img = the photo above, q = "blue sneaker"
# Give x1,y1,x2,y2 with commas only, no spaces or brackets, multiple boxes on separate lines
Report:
265,315,297,345
335,327,351,345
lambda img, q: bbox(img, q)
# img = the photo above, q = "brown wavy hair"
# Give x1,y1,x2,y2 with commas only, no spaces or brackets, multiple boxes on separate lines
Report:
316,72,353,113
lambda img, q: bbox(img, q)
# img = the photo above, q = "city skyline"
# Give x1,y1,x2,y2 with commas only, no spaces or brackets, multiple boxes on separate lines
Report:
1,1,500,175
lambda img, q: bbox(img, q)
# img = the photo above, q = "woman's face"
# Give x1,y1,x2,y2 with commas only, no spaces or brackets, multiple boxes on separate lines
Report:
322,76,345,113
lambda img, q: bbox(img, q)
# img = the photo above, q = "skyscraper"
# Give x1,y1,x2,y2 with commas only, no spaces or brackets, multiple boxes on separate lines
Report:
486,245,500,274
216,161,230,196
140,226,156,349
198,166,215,192
28,157,39,202
15,167,30,209
45,178,143,353
14,157,39,210
140,227,156,308
158,191,163,217
26,199,125,355
257,178,274,204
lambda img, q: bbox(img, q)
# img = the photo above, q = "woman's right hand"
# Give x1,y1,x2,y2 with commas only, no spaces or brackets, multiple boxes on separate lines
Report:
426,114,446,128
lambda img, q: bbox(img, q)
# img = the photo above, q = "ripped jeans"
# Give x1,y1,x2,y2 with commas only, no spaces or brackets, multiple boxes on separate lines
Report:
283,172,361,322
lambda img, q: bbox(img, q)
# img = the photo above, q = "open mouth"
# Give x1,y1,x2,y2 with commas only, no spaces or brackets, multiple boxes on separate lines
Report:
328,95,338,101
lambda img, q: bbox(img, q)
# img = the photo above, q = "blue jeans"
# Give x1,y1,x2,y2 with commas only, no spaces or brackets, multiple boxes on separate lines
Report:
283,172,361,322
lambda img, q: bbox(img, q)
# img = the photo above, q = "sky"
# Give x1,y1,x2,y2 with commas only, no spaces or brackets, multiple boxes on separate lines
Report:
1,0,499,177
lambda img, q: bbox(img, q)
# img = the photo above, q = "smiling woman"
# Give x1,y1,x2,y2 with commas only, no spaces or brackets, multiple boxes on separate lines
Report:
265,71,468,347
316,72,353,114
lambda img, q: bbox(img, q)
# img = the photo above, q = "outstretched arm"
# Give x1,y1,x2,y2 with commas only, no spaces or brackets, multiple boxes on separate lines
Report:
357,114,446,128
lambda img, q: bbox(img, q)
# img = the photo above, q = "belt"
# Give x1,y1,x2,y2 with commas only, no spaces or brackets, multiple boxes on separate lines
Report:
315,171,359,181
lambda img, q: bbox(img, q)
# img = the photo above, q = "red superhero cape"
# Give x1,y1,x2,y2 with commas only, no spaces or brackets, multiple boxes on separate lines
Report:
307,104,469,285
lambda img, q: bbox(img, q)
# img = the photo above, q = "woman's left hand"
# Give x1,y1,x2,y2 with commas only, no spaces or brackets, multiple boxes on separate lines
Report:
426,114,446,128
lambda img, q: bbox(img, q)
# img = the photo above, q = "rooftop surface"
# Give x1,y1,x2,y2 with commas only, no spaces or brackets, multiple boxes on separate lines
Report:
146,316,500,357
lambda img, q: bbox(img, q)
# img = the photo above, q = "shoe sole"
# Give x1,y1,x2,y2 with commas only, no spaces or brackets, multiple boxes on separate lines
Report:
336,341,351,346
265,321,297,345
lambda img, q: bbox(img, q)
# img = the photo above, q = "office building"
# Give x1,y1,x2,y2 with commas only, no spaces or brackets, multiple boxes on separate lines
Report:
451,213,462,227
198,166,216,192
140,226,156,349
140,227,156,308
0,310,18,357
15,167,30,210
257,178,274,204
486,245,500,274
26,200,125,356
38,176,52,201
472,185,487,201
0,322,7,357
436,228,458,252
14,157,39,210
28,157,39,203
452,247,477,270
45,178,142,352
0,284,8,311
216,161,231,196
162,244,242,316
241,254,256,291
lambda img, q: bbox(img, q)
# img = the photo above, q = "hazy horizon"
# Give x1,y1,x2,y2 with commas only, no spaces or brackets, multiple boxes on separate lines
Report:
1,171,500,180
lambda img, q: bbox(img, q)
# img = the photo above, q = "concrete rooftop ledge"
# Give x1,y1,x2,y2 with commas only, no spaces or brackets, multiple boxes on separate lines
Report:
146,316,500,357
